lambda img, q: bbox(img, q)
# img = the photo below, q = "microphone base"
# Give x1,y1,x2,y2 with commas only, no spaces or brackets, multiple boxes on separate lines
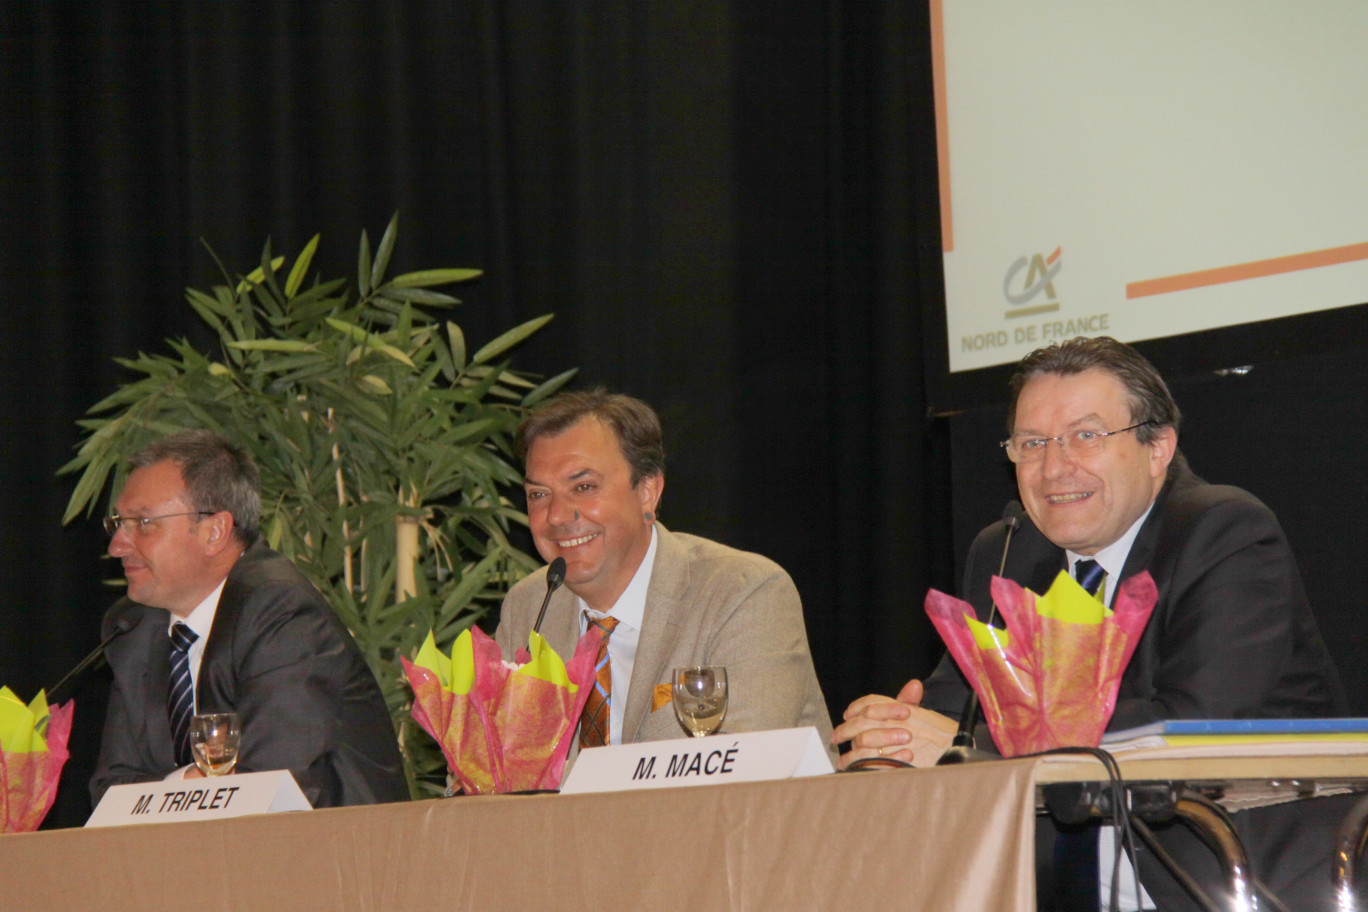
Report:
936,744,998,765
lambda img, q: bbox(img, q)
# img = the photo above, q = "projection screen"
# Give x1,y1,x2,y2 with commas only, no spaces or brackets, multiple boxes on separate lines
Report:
934,2,1368,373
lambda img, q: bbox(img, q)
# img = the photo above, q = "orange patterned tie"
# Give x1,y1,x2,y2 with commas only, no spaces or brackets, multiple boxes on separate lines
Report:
579,614,620,748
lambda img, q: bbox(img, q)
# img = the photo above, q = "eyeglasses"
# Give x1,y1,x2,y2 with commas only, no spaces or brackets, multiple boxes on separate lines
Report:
103,512,214,537
1000,421,1153,464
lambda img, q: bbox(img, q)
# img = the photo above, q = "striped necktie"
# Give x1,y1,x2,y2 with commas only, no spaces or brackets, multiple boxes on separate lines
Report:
579,614,620,749
167,622,199,767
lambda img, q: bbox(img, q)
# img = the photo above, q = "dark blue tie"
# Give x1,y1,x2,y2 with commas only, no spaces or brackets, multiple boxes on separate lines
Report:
167,622,198,767
1074,559,1106,597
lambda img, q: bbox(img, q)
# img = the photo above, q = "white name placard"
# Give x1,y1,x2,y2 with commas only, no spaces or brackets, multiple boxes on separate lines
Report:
560,726,833,795
86,770,311,827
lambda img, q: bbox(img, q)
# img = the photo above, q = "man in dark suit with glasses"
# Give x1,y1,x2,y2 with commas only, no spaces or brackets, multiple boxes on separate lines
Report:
834,336,1347,911
90,430,407,810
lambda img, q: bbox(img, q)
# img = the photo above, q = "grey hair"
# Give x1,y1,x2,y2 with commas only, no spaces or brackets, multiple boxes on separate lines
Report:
128,430,261,545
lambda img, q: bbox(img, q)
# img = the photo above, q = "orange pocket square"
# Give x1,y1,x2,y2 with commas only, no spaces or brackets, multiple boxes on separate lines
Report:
651,682,673,712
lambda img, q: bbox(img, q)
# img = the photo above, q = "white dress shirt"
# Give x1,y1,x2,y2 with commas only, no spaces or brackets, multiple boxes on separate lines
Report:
161,579,225,779
578,526,658,746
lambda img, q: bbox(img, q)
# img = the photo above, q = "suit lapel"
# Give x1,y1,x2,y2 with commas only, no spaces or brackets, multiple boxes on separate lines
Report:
622,525,684,741
122,608,177,771
1003,513,1068,598
546,585,582,658
197,565,246,715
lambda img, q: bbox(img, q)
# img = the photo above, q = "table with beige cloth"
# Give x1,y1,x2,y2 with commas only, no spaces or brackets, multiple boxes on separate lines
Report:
2,752,1366,912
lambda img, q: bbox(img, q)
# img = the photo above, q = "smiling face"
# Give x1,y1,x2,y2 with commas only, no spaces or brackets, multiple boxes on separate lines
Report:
1013,368,1176,556
107,460,236,617
524,417,663,612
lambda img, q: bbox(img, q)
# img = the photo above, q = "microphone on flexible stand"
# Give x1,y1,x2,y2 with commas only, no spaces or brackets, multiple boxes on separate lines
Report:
938,502,1023,765
47,617,135,704
531,557,568,636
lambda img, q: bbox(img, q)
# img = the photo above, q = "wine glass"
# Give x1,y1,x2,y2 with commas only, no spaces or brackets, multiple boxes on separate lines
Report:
672,666,728,737
189,712,241,776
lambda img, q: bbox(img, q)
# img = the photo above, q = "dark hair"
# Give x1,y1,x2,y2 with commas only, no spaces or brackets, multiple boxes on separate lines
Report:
516,389,665,486
1007,336,1181,445
129,430,261,545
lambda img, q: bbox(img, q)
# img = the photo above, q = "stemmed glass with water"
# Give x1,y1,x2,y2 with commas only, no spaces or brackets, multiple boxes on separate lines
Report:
189,712,241,776
672,666,728,737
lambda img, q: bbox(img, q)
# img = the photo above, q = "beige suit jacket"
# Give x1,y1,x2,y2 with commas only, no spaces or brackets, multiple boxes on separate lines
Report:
495,524,834,757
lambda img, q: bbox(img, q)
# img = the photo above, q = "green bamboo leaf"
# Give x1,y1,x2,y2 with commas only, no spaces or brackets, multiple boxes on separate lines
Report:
324,317,416,367
380,287,460,306
186,287,232,318
185,290,231,337
360,375,393,395
522,368,580,406
490,370,535,389
471,314,554,365
395,302,414,349
285,234,321,298
371,213,399,290
358,230,373,296
446,322,466,370
225,339,317,352
389,269,481,288
256,240,287,313
234,256,286,295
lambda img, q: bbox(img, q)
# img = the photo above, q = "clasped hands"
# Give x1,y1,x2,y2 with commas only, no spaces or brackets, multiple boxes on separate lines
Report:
829,679,958,769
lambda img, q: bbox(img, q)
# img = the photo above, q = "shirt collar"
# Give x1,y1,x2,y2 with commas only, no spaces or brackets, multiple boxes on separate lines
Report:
580,524,658,630
167,579,227,640
1066,501,1156,594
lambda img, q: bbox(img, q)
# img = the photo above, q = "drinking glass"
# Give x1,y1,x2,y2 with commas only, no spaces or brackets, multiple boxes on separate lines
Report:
189,712,241,777
672,666,728,737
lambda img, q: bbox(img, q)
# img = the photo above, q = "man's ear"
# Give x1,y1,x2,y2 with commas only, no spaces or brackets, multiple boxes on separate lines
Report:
1148,426,1178,478
636,472,664,522
203,511,237,557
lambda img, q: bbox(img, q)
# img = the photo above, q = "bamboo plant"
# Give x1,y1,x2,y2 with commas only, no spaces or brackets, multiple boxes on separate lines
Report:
61,214,573,795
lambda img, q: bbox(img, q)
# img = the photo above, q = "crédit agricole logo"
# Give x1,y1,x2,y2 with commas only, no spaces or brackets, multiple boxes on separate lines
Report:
1003,247,1061,317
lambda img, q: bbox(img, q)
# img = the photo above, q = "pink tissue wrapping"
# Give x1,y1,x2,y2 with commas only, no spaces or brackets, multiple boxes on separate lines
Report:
403,625,602,794
0,700,73,833
925,571,1157,757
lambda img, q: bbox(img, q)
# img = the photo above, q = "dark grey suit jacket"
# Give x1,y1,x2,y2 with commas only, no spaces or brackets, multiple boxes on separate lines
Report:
90,543,408,810
923,460,1348,911
926,459,1345,727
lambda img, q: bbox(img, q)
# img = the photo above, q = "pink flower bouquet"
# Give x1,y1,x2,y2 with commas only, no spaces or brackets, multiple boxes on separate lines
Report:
925,570,1157,756
402,625,601,794
0,687,74,833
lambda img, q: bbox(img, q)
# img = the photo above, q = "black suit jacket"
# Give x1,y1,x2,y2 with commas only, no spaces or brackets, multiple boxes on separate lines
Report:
91,543,408,810
923,460,1348,910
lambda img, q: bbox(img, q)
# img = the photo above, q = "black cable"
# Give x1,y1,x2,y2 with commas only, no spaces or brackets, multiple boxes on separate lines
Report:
1251,876,1294,912
844,742,1291,912
842,755,915,772
1035,746,1132,912
1129,816,1224,912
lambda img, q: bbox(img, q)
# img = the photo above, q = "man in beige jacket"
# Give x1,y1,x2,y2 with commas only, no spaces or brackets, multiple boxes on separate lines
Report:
494,390,833,754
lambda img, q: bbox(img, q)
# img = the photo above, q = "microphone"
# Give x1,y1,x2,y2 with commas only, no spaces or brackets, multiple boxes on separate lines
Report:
531,557,568,636
47,617,135,703
938,502,1023,765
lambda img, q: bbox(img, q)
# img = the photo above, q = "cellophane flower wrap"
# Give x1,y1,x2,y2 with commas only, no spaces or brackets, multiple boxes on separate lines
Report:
402,625,601,794
925,570,1157,757
0,687,73,833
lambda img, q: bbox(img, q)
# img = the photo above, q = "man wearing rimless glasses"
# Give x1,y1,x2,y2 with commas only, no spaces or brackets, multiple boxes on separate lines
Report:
833,336,1347,911
89,430,407,810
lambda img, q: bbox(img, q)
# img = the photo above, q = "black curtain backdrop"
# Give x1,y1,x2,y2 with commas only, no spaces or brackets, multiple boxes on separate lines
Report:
3,2,1364,830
